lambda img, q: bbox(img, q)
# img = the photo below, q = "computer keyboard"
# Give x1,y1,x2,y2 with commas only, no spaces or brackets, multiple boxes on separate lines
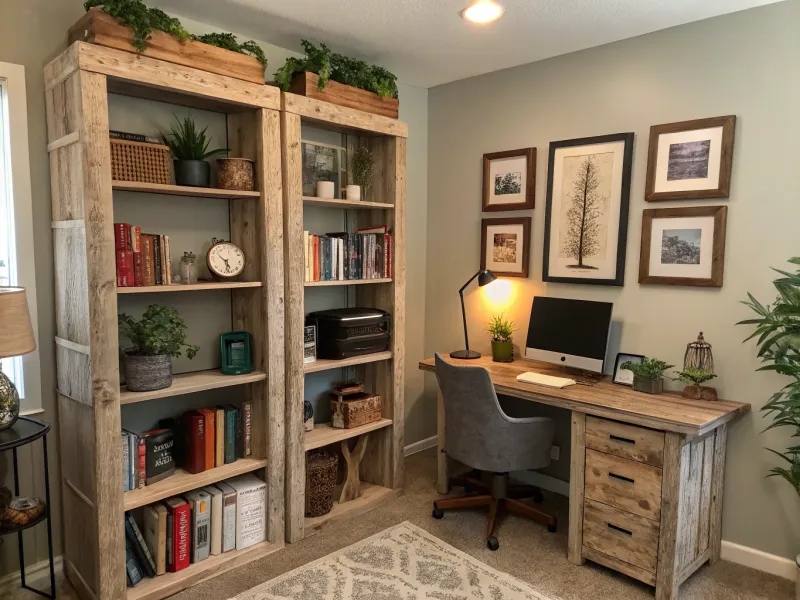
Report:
516,371,577,389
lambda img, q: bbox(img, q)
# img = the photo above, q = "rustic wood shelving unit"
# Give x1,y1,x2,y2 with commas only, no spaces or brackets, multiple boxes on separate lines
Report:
282,92,407,542
45,42,285,600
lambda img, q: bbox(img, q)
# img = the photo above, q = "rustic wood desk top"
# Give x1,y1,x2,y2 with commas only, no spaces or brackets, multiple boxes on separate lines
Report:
419,356,749,436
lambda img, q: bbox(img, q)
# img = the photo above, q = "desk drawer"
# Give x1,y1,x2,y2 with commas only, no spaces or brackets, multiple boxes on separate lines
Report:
583,499,659,573
585,449,662,520
586,416,665,467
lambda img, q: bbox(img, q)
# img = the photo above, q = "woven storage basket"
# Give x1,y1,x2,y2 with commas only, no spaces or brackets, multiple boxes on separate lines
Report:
305,450,338,518
110,139,171,184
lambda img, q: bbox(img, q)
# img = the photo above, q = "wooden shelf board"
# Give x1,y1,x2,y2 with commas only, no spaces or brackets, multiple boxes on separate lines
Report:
304,351,392,374
126,539,283,600
118,281,262,294
124,458,268,511
113,180,261,199
304,419,393,451
304,483,399,538
120,370,266,405
305,278,392,288
302,196,394,210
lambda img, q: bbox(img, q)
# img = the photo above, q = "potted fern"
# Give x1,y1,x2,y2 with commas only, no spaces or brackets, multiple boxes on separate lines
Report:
486,314,515,363
620,358,674,394
740,257,800,595
119,305,199,392
160,116,228,187
673,367,718,400
349,146,374,201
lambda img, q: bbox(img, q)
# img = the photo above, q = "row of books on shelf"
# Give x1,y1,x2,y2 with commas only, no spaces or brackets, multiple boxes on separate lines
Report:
303,225,393,282
125,473,266,587
123,402,252,491
114,222,173,287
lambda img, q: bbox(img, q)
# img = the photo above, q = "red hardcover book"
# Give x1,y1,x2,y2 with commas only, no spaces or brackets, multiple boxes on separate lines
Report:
129,225,141,253
141,235,156,287
133,252,144,287
181,411,206,474
163,497,190,573
137,436,146,489
114,223,130,251
115,250,134,287
197,408,215,471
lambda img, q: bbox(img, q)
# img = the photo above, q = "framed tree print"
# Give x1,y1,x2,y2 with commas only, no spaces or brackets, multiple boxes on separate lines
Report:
639,205,727,287
482,148,536,212
645,116,736,201
542,133,634,286
480,217,531,278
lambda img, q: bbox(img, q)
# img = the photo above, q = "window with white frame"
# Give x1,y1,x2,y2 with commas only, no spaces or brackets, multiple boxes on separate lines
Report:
0,62,41,413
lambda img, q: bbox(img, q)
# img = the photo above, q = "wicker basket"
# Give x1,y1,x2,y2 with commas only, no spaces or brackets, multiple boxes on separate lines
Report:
305,450,338,518
110,139,171,184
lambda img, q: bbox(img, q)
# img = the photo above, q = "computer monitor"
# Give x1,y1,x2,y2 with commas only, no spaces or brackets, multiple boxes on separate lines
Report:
525,297,613,374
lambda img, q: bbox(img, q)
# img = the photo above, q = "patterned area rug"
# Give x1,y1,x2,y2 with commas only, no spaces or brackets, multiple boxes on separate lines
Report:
233,521,557,600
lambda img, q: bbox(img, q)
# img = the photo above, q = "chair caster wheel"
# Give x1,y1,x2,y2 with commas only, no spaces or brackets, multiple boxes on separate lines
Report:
487,536,499,551
533,490,544,504
432,505,444,520
547,519,558,533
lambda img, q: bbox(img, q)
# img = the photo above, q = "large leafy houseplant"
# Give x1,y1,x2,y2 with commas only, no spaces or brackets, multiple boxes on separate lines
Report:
740,257,800,495
160,116,229,187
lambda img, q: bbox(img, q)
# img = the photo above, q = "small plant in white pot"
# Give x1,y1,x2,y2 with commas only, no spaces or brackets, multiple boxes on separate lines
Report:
620,357,674,394
119,304,199,392
486,313,515,363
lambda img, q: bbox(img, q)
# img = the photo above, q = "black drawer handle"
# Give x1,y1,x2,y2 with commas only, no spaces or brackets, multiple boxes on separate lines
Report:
608,472,635,484
608,523,633,536
609,434,636,445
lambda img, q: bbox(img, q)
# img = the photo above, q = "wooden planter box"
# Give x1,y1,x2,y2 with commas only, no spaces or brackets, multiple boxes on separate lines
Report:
289,72,399,119
68,8,266,84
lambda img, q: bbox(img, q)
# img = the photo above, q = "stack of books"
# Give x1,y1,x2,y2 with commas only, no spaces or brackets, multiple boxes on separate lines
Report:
124,474,267,587
303,226,393,282
114,223,172,288
122,401,252,491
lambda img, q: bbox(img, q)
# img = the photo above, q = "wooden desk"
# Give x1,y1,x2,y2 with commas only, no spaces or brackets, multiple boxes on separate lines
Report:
419,356,749,600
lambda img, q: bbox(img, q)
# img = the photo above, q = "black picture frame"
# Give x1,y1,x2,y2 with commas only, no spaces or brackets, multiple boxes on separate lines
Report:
542,133,634,286
613,352,645,386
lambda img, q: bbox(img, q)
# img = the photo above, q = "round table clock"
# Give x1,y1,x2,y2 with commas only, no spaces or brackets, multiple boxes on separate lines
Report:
207,238,245,280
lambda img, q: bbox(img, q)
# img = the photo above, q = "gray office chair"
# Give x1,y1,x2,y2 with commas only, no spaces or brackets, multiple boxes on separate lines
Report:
431,353,557,550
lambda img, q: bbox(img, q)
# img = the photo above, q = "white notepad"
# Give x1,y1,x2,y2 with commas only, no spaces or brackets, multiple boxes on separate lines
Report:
516,371,577,389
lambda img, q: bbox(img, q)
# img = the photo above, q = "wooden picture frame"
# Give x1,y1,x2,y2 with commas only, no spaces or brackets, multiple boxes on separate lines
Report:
480,217,531,278
613,353,645,386
639,205,727,287
645,116,736,201
542,133,634,286
482,148,536,212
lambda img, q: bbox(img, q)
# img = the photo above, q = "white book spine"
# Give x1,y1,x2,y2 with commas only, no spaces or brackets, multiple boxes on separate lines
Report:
202,487,223,556
235,484,266,550
217,485,237,553
122,433,129,492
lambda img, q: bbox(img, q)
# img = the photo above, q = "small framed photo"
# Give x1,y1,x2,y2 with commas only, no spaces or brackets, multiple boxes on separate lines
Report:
482,148,536,212
639,205,727,287
613,353,645,386
301,140,346,198
480,217,531,278
645,116,736,201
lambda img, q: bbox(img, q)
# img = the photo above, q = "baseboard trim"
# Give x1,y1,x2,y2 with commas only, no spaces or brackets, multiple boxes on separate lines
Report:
0,554,62,593
720,540,795,581
404,435,438,457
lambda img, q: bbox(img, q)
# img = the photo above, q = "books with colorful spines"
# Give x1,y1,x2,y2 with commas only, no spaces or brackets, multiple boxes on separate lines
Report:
214,408,225,467
163,497,190,573
143,428,175,485
202,486,224,556
163,234,172,285
183,489,211,563
314,235,320,281
181,411,206,474
214,482,237,553
133,252,144,287
304,231,310,282
137,435,146,489
227,474,266,550
123,430,136,491
158,234,167,286
125,513,156,577
116,249,134,287
114,223,131,251
143,503,168,575
122,432,130,492
125,536,144,587
321,236,331,281
141,235,156,286
223,406,238,464
197,408,215,471
150,234,162,285
235,405,243,460
241,400,252,457
129,225,141,253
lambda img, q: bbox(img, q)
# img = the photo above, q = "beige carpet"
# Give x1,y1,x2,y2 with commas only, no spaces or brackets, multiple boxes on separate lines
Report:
234,521,557,599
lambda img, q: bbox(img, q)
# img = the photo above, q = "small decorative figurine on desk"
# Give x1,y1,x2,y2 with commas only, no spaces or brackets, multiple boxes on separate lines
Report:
679,332,717,400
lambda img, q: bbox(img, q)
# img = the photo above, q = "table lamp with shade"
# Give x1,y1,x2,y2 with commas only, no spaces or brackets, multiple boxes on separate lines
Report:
0,288,36,430
450,269,497,359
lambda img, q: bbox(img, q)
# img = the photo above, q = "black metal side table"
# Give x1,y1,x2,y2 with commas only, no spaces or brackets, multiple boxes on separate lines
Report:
0,416,55,599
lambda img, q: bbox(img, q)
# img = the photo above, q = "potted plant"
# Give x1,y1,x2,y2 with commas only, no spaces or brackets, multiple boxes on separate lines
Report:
740,257,800,596
620,358,674,394
160,116,229,187
118,304,199,392
350,146,374,202
486,314,515,363
672,367,718,400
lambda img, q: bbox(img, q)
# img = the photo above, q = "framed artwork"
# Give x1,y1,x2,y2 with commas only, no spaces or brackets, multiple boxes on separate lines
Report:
301,140,346,198
639,205,727,287
482,148,536,212
645,116,736,201
542,133,634,286
613,353,645,386
480,217,531,278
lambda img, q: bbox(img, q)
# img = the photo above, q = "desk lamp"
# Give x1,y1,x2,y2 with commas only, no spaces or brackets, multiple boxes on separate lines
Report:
450,270,497,359
0,287,36,430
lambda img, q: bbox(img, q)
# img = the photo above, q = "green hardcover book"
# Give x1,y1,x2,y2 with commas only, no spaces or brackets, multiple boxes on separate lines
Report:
224,406,238,464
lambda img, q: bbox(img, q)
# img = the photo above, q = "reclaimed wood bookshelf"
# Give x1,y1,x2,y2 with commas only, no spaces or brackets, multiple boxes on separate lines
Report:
45,42,285,600
282,92,407,542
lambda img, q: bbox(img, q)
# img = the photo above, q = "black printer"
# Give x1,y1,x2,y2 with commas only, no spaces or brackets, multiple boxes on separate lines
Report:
307,308,391,360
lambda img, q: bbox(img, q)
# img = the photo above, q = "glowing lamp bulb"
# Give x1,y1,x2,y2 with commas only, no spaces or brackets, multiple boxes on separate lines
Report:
461,1,504,24
483,278,514,309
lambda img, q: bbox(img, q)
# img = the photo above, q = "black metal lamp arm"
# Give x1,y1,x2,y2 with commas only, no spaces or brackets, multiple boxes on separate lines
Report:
458,271,481,353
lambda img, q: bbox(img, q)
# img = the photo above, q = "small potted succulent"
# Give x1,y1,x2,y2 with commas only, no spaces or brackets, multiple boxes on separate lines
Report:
673,367,718,401
118,304,199,392
160,115,228,187
486,314,515,363
620,357,674,394
349,146,374,201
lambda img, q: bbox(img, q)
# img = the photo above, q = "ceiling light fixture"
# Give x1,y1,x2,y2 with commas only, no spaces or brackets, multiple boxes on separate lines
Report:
461,0,504,24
